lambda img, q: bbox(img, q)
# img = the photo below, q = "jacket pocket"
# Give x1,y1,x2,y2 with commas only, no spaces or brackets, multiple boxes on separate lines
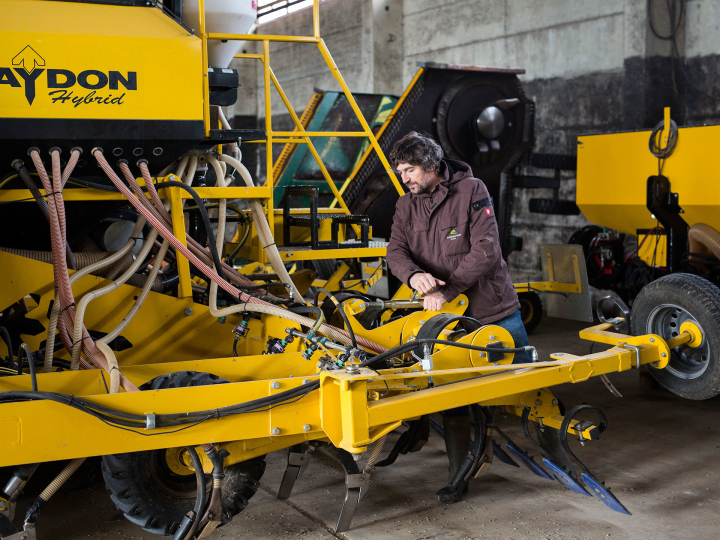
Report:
410,220,429,233
440,217,470,257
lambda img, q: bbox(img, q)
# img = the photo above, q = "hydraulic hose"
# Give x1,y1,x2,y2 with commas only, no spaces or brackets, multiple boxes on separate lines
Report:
0,326,13,369
314,288,357,348
217,153,303,300
43,218,146,373
70,225,160,369
183,446,207,540
100,240,171,346
94,150,384,354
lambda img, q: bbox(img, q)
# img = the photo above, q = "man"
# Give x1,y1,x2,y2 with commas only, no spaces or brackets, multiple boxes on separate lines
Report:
386,131,531,504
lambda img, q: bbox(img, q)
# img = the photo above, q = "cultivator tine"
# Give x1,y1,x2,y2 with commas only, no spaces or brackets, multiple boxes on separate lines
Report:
503,442,554,480
492,442,519,467
328,448,368,533
581,473,631,515
558,405,631,515
520,408,587,494
542,458,591,496
375,416,429,468
277,444,312,500
494,424,553,480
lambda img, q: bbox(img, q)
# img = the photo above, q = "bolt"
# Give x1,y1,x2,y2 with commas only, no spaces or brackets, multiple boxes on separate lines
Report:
271,427,281,436
359,303,366,309
270,381,280,389
286,253,293,257
411,368,420,372
419,320,425,325
303,379,310,384
0,500,6,510
183,307,193,316
459,300,466,306
535,400,542,406
489,335,495,340
552,399,558,406
168,175,175,181
493,362,498,366
661,352,667,357
479,352,485,357
303,424,312,432
353,454,362,461
317,361,323,368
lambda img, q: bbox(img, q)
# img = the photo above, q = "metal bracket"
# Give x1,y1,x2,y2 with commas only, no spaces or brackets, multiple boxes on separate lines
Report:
619,343,642,369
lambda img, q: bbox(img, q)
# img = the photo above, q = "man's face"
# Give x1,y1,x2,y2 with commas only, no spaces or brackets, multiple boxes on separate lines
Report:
396,162,437,195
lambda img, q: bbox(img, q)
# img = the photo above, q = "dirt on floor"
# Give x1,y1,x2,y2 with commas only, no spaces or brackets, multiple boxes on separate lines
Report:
7,317,720,540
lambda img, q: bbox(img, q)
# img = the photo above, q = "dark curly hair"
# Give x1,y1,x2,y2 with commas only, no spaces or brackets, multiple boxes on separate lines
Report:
388,131,444,172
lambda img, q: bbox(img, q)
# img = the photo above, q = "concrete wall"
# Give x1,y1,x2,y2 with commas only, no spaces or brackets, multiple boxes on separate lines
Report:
225,0,720,282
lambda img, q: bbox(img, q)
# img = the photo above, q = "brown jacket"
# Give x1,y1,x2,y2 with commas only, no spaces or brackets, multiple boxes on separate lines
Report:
386,159,520,324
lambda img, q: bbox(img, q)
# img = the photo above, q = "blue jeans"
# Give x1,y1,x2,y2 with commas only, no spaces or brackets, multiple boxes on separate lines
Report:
443,309,531,417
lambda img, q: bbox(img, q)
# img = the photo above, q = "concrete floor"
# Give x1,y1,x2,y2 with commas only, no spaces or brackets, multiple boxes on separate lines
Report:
11,317,720,540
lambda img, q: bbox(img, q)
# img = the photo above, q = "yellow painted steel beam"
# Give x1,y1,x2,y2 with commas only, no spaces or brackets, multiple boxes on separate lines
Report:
209,33,319,43
199,0,210,138
0,186,271,203
170,187,193,299
0,377,321,467
275,246,387,262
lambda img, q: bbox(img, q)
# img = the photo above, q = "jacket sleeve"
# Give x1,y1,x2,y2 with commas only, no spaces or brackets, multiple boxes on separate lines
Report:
438,185,501,301
386,199,424,286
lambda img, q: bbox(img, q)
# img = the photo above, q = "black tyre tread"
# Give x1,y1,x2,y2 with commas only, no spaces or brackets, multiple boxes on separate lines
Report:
528,198,581,216
102,371,266,536
631,273,720,400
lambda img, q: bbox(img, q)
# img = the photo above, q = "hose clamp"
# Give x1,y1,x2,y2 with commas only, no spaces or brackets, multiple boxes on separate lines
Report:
145,413,156,430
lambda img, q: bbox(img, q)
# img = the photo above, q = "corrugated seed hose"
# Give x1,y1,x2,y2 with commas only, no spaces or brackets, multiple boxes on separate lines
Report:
689,223,720,263
30,149,138,392
94,149,385,353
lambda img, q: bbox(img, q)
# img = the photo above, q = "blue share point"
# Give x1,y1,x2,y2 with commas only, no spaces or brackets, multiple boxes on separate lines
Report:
542,458,591,496
581,473,631,515
493,442,519,467
504,443,553,480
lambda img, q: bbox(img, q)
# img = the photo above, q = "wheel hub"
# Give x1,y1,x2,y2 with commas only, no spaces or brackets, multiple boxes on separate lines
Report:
647,304,710,380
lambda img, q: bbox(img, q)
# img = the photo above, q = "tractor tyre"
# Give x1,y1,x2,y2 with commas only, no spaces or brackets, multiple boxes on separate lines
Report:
101,371,266,536
631,274,720,400
518,291,543,335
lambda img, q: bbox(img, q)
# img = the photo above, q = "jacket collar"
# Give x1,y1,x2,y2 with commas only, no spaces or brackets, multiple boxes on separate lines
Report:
409,159,472,200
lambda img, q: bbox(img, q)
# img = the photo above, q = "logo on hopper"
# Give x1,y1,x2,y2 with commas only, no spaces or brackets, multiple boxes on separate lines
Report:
1,46,137,106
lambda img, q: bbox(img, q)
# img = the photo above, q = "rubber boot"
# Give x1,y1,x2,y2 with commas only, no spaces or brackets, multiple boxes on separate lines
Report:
435,415,471,504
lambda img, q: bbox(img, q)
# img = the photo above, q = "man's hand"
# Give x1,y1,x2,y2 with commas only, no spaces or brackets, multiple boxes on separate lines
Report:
423,291,448,311
409,273,446,295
